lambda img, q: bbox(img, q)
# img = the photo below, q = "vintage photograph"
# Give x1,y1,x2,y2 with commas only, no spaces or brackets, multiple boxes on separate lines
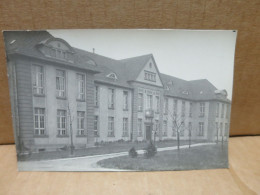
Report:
3,29,237,171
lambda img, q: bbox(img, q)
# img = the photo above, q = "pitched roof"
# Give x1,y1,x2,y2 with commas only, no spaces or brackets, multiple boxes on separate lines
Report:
3,31,230,102
3,31,100,73
161,73,230,102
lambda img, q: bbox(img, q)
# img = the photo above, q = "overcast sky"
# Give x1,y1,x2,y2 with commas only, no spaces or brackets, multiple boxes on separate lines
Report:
49,29,237,99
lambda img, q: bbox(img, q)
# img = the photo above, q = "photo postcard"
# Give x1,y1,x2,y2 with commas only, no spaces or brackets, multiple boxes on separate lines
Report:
2,29,237,171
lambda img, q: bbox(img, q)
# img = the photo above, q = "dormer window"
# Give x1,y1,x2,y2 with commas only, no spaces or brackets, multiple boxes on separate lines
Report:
106,72,118,80
165,85,170,90
182,91,189,95
87,60,96,66
38,38,75,63
144,71,156,82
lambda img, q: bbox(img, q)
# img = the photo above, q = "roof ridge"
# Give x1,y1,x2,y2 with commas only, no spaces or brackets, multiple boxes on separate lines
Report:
119,53,153,61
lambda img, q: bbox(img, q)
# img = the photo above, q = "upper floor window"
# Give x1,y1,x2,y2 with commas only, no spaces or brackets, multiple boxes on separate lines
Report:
122,118,129,137
226,105,229,118
34,108,45,135
95,86,99,107
32,65,44,95
77,111,85,136
200,102,205,117
173,100,178,115
216,103,219,117
155,96,160,113
147,94,153,109
144,71,156,82
138,93,143,111
108,88,115,109
77,73,85,101
106,72,117,80
198,122,204,136
57,110,67,136
189,102,192,117
164,98,168,114
221,103,225,118
181,101,185,117
123,91,128,110
56,70,66,98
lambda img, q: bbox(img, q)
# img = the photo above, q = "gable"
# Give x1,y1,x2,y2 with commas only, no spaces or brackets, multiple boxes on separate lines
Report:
136,57,163,87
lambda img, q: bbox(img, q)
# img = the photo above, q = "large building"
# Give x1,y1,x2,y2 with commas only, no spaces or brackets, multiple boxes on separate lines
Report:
4,31,231,153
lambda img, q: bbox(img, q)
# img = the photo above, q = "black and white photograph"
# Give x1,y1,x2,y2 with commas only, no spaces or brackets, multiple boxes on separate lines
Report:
3,29,237,171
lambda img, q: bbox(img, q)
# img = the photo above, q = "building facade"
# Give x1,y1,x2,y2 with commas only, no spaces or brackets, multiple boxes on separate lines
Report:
4,31,231,153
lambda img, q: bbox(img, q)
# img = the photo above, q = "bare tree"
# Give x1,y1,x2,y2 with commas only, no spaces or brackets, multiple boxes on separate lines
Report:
67,101,76,155
165,109,187,150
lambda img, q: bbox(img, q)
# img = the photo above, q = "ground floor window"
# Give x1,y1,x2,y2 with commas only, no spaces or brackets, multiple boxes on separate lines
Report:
57,110,67,136
137,119,142,137
34,108,45,135
108,117,114,137
94,116,99,137
180,124,184,137
77,111,85,136
122,118,129,137
155,120,159,137
198,122,204,136
163,120,167,136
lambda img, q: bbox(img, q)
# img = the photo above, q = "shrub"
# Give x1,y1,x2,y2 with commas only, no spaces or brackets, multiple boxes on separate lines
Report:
129,147,138,158
144,142,157,158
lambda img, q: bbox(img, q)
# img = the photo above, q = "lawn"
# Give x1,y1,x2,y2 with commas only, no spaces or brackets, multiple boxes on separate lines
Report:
18,140,208,161
97,143,228,171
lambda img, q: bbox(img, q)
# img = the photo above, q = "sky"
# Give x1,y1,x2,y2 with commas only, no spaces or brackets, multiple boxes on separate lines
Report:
49,29,237,99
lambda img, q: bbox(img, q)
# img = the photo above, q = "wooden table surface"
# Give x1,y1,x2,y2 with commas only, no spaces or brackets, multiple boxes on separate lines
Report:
0,136,259,195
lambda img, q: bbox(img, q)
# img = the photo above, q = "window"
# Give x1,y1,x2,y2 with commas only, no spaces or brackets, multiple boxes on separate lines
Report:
199,102,205,117
95,86,99,107
57,110,67,136
77,111,85,136
155,120,159,134
215,122,219,136
108,88,115,109
173,100,178,115
34,108,45,135
221,103,224,118
181,101,185,117
147,94,153,109
164,98,168,114
163,121,167,136
94,116,99,137
138,119,142,137
198,122,204,136
107,72,117,80
226,105,229,118
220,123,223,136
122,118,129,137
155,96,160,113
216,103,219,117
180,123,185,137
32,65,44,95
225,123,229,136
108,117,114,137
189,102,192,117
56,70,66,98
138,93,143,111
123,91,128,110
144,71,156,82
77,73,85,100
188,122,192,137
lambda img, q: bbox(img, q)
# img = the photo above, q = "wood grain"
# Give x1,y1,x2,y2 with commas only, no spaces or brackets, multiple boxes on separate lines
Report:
0,0,259,144
0,137,259,194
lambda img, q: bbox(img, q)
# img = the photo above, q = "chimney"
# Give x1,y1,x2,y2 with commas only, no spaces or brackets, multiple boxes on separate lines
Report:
93,48,95,53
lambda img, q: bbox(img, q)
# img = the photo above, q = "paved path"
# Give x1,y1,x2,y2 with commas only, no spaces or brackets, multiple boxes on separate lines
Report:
18,142,215,171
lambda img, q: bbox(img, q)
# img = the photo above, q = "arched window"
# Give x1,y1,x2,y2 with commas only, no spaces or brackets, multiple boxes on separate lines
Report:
106,72,118,80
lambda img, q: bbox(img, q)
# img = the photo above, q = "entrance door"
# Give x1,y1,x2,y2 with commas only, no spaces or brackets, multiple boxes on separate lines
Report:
146,125,152,141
